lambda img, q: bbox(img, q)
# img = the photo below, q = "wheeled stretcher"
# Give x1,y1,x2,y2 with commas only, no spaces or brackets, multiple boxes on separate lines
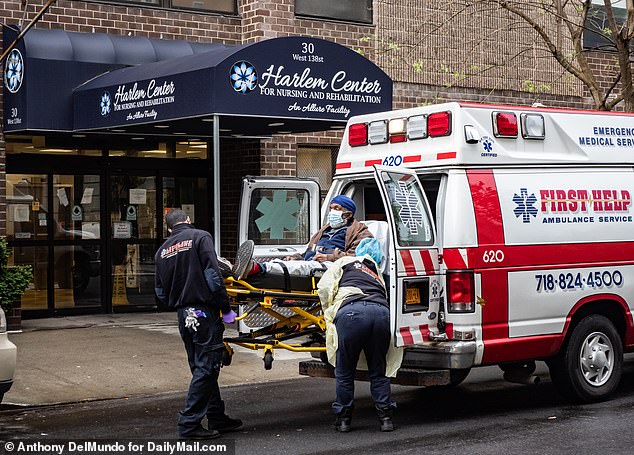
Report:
222,269,327,370
221,221,389,370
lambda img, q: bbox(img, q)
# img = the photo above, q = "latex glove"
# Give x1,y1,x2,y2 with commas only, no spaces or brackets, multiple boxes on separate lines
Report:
222,310,237,324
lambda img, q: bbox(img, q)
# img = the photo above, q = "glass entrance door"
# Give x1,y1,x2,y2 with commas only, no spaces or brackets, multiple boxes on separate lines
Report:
53,174,102,309
109,175,158,308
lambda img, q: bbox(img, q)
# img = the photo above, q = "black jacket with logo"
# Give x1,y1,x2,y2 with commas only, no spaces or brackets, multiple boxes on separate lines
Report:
154,223,230,314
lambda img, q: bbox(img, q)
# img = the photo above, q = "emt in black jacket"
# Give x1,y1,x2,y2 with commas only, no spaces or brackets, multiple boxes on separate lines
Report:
154,209,241,440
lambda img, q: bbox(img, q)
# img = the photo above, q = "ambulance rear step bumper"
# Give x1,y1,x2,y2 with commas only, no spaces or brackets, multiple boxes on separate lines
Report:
298,360,450,387
402,341,477,370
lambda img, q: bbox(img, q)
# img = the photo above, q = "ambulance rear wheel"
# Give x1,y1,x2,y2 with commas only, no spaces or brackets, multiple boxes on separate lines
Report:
548,315,622,403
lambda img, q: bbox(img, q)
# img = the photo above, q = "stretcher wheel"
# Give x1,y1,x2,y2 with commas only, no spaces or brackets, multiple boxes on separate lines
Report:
263,351,274,370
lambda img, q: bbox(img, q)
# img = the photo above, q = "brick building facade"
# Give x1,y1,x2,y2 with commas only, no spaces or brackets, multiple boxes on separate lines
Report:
0,0,621,316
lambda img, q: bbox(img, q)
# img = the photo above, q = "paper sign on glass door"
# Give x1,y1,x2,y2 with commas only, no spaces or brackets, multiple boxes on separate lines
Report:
129,189,147,205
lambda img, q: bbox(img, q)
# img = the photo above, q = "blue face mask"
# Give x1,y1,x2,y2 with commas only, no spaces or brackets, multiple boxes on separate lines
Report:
328,210,346,228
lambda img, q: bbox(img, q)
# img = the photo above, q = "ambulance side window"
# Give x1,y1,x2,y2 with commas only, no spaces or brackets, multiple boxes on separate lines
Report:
362,185,387,221
419,175,442,225
247,188,312,245
381,171,434,247
339,180,388,221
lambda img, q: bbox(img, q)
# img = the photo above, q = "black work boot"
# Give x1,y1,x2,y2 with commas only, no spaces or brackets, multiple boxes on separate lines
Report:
377,409,394,432
207,414,243,433
334,409,353,433
179,425,221,440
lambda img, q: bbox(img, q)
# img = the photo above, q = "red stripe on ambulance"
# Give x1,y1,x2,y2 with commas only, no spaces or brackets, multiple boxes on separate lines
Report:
467,170,509,360
403,155,421,163
398,250,417,275
442,248,469,269
437,152,457,160
418,250,437,275
398,250,438,275
418,324,430,341
451,242,634,271
399,326,415,345
336,162,351,169
365,159,383,166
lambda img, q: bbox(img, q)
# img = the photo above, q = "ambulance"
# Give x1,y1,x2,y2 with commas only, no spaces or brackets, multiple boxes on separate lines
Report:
239,102,634,402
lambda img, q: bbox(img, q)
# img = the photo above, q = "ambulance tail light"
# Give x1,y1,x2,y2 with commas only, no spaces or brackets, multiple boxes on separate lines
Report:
348,123,368,147
447,271,475,313
493,111,518,137
427,111,452,137
388,118,407,143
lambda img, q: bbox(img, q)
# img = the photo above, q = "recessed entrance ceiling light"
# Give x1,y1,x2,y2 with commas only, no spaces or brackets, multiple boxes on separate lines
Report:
111,129,126,133
201,118,214,122
277,131,292,134
154,125,169,129
330,125,345,130
268,122,284,127
72,134,87,138
174,132,187,135
219,128,232,132
131,137,145,140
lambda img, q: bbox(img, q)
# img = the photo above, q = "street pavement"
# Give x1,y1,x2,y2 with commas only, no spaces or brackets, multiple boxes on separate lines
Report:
3,312,311,407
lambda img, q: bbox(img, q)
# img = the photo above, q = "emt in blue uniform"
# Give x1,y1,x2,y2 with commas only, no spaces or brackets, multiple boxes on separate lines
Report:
318,238,397,433
154,209,241,440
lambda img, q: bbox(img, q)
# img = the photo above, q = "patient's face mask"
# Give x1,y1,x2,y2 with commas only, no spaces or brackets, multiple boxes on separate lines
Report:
328,210,346,228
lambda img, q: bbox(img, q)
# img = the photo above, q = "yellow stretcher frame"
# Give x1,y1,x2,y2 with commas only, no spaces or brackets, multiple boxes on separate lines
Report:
222,276,327,370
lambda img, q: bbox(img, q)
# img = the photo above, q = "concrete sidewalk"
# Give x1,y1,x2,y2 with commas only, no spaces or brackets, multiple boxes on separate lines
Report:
4,312,311,407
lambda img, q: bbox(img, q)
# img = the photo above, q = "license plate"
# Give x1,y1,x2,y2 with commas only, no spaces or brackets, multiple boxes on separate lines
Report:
406,287,421,305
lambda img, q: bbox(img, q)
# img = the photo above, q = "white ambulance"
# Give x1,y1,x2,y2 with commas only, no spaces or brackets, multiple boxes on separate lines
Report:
239,102,634,402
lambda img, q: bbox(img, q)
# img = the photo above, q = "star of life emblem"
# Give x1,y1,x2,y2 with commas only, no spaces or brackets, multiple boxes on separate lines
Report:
512,188,538,223
393,181,426,235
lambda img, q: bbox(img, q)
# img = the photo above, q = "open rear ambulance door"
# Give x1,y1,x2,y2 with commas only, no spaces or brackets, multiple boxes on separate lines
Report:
372,166,442,347
238,176,321,262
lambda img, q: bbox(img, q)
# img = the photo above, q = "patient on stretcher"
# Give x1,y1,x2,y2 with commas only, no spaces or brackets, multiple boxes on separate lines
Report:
224,195,373,291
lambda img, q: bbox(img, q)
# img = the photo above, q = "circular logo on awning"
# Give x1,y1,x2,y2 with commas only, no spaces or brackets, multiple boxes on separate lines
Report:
100,91,111,116
4,49,24,93
230,60,257,94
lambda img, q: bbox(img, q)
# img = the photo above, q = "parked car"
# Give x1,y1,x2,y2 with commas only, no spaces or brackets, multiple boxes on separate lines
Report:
0,306,17,404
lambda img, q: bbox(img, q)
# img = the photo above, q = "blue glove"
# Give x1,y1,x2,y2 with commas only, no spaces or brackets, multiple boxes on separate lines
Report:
222,310,237,324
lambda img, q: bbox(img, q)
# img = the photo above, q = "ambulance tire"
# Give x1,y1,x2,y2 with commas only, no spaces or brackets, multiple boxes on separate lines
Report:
548,315,622,403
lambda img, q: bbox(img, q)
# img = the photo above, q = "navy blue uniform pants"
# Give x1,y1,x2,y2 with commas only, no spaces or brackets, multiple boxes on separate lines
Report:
332,301,395,415
177,305,226,436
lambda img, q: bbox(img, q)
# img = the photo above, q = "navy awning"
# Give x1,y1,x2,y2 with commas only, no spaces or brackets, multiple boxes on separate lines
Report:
4,27,392,137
